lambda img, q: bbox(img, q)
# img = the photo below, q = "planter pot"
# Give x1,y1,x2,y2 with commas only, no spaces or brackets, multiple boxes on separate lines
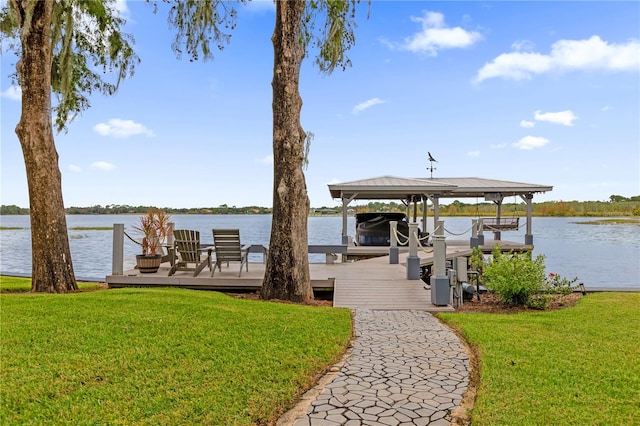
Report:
136,254,162,273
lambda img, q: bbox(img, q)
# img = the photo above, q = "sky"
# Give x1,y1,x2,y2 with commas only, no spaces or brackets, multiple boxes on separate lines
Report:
1,1,639,209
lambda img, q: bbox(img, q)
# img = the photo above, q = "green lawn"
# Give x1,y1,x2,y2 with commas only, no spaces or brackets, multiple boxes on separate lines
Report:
0,276,104,293
0,277,352,425
439,292,640,425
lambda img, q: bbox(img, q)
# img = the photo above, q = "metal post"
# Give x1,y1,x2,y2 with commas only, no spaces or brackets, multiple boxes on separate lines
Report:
406,223,420,280
389,220,399,264
470,219,479,248
112,223,124,275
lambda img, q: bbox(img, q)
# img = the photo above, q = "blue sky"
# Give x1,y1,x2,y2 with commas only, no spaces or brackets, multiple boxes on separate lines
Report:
1,1,639,209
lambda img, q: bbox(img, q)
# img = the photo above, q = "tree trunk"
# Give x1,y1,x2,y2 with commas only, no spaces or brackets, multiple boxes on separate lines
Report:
15,0,77,293
260,0,312,303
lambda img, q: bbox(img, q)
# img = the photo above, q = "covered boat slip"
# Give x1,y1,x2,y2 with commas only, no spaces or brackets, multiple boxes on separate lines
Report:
328,176,553,246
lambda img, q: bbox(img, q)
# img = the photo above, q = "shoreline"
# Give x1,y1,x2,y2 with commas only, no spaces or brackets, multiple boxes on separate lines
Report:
1,272,638,292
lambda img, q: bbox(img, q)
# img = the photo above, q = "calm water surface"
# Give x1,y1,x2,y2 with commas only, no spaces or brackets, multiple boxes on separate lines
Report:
1,215,638,288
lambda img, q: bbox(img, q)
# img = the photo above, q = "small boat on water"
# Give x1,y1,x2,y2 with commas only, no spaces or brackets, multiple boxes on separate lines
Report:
355,212,411,246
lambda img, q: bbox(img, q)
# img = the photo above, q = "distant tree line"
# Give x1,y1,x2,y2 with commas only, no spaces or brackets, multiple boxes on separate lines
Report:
0,204,272,215
352,197,640,217
2,196,639,217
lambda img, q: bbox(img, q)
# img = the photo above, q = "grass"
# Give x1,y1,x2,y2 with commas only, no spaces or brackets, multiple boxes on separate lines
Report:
0,277,352,425
0,226,23,230
439,293,640,425
0,276,104,293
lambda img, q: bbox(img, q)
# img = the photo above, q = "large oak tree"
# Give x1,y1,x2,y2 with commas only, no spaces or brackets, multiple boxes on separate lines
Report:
1,0,138,292
169,0,363,302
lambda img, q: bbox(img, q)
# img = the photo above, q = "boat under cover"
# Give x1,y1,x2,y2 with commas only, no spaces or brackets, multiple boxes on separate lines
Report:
355,212,410,246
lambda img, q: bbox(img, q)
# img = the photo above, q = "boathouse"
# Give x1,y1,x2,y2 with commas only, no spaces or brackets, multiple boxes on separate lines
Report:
328,176,553,245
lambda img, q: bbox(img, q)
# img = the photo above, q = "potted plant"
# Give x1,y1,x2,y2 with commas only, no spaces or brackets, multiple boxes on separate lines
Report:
133,209,172,273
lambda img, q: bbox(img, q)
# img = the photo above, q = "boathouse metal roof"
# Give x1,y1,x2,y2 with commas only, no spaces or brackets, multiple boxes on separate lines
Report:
328,175,553,200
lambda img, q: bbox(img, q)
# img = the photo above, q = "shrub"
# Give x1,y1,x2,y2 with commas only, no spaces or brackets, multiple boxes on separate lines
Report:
543,272,579,295
526,294,549,310
482,246,546,306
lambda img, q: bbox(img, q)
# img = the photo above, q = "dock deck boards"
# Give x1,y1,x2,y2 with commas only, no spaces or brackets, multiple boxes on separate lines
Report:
107,240,530,311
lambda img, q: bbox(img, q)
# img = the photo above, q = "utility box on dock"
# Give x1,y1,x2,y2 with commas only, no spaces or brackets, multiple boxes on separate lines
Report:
431,275,450,306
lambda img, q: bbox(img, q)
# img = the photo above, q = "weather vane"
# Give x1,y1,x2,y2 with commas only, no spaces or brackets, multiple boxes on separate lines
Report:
427,151,437,178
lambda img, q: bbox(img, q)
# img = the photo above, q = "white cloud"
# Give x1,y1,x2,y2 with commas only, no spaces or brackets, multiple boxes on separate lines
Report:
90,161,116,171
352,98,385,114
490,143,507,149
93,119,154,138
513,136,550,150
475,52,553,82
399,11,482,56
476,36,640,82
259,155,273,165
534,110,578,126
1,85,21,101
520,120,535,128
68,164,82,173
467,150,480,157
601,105,612,112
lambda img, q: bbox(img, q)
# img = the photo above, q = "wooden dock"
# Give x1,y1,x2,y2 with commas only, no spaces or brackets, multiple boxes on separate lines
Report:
106,240,531,311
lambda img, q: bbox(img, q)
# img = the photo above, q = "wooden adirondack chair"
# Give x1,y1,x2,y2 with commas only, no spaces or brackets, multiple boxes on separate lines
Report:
212,229,249,277
168,229,212,277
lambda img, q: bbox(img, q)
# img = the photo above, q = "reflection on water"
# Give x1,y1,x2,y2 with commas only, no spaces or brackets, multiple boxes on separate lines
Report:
1,215,638,288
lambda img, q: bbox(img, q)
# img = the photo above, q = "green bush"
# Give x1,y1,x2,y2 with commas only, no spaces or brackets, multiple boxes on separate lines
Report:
482,246,546,306
542,272,579,295
526,294,549,310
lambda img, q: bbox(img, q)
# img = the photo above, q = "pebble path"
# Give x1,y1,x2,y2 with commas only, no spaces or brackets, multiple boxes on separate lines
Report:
290,310,470,426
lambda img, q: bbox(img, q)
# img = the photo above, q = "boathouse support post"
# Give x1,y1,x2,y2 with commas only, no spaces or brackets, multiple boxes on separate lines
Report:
422,195,428,235
341,195,355,244
389,220,399,264
112,223,124,275
494,198,503,241
521,193,534,245
406,223,420,280
405,197,411,222
470,219,479,248
478,218,485,245
428,195,440,234
431,220,449,305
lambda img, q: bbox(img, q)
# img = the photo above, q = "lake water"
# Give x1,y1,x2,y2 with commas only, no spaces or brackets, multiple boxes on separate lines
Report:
1,215,638,289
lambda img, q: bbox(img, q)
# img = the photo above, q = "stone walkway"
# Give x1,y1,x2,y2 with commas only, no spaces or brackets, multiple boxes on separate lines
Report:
287,310,470,426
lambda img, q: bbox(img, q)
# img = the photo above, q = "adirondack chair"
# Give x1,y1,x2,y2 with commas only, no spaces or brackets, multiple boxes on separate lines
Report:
168,229,212,277
212,228,249,277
